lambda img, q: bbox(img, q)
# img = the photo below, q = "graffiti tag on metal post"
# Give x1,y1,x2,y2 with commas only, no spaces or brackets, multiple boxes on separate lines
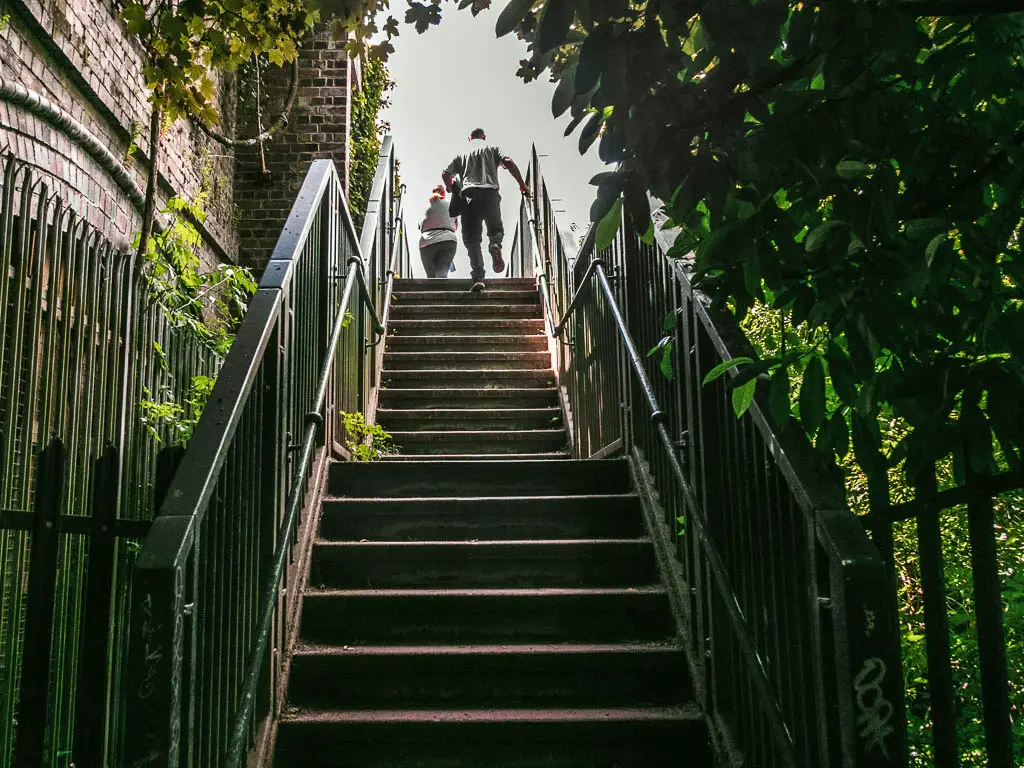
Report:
853,656,894,758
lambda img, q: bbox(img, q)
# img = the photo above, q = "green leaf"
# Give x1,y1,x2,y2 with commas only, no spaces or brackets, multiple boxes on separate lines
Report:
805,220,848,252
925,232,945,267
595,198,622,251
660,339,674,380
551,65,577,118
702,356,754,386
826,341,857,405
732,379,757,418
769,367,790,426
534,0,573,54
836,160,871,179
799,355,826,433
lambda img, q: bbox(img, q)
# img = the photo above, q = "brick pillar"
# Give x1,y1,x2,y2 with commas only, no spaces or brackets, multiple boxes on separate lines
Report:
234,24,351,272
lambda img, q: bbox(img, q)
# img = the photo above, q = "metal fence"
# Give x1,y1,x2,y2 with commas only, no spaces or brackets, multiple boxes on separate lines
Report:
123,138,409,767
512,147,907,767
0,151,220,766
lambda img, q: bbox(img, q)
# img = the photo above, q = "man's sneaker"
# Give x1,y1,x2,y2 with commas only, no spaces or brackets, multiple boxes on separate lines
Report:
471,281,485,293
489,242,505,274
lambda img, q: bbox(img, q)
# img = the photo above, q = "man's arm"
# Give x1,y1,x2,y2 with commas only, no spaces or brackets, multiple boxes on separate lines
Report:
500,157,529,196
442,157,461,192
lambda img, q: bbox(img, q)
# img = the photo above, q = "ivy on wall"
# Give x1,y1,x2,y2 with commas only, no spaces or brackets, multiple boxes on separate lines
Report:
348,57,394,223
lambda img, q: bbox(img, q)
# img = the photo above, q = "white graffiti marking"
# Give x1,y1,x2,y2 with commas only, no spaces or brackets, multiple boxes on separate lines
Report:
854,656,894,759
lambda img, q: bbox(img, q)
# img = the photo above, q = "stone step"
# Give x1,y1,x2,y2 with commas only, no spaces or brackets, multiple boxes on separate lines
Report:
381,351,551,371
299,587,675,645
388,428,567,456
317,494,645,541
391,303,541,319
380,452,570,462
384,334,548,352
395,278,536,291
286,642,690,710
382,369,555,390
377,387,560,410
309,539,658,589
274,705,709,767
328,458,632,498
389,318,544,336
378,407,562,431
394,289,538,304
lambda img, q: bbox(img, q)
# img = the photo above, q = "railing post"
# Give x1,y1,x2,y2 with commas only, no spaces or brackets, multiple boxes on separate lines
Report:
124,517,191,767
14,439,65,766
73,446,120,766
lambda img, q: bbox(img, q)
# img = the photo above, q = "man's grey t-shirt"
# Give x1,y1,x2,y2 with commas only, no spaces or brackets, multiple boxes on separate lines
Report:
445,142,510,191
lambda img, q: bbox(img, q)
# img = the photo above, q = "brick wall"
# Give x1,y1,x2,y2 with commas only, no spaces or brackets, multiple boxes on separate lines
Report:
234,24,351,272
0,0,238,265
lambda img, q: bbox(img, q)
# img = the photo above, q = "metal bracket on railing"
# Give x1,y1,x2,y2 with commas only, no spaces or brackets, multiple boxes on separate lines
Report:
303,411,325,437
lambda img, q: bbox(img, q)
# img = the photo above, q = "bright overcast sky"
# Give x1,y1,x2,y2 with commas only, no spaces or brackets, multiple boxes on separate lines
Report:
381,7,608,278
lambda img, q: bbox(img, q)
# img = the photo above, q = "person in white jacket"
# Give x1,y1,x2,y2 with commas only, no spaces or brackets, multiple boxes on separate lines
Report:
418,185,458,278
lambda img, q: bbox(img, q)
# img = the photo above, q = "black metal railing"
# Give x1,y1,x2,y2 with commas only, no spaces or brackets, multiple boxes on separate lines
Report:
518,147,906,767
123,138,409,767
0,151,220,766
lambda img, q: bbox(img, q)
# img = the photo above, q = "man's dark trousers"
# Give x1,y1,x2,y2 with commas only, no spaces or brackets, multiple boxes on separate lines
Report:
460,188,503,282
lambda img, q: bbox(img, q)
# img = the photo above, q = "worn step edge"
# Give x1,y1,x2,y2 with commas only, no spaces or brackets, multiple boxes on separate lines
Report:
321,492,638,504
278,705,700,725
383,353,550,361
380,452,570,461
313,538,652,549
390,429,565,441
378,407,561,418
292,640,681,658
304,586,667,598
383,369,554,378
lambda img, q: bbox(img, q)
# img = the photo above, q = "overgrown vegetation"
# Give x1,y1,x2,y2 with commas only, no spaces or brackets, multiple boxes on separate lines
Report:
741,303,1024,765
348,57,395,222
135,192,257,441
341,411,397,460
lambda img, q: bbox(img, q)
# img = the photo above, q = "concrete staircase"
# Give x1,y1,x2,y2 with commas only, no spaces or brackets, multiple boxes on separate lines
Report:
273,279,711,767
378,278,567,459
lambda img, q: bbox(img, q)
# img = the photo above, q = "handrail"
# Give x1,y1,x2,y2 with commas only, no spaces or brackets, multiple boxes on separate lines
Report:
125,140,406,767
224,253,377,765
522,143,905,768
530,218,797,763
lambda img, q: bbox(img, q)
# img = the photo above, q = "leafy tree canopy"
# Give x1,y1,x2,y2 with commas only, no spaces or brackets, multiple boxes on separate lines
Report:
121,0,316,124
487,0,1024,489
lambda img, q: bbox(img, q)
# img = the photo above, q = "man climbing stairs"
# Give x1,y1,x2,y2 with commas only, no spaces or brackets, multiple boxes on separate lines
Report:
273,279,712,766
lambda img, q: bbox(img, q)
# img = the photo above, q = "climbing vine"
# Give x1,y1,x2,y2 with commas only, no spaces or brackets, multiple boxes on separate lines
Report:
348,57,395,222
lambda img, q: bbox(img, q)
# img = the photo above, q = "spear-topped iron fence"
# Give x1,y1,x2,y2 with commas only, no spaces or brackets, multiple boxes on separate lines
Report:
0,150,219,766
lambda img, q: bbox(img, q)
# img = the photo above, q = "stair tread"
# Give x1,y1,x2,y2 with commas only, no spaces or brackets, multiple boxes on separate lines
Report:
315,538,650,547
323,493,637,503
379,407,560,415
383,353,549,360
381,452,570,461
389,429,565,437
292,641,682,657
280,705,701,724
306,586,667,598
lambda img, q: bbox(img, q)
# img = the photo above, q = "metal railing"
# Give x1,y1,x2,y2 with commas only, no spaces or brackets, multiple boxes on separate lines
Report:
0,151,220,766
518,147,906,767
123,138,409,767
